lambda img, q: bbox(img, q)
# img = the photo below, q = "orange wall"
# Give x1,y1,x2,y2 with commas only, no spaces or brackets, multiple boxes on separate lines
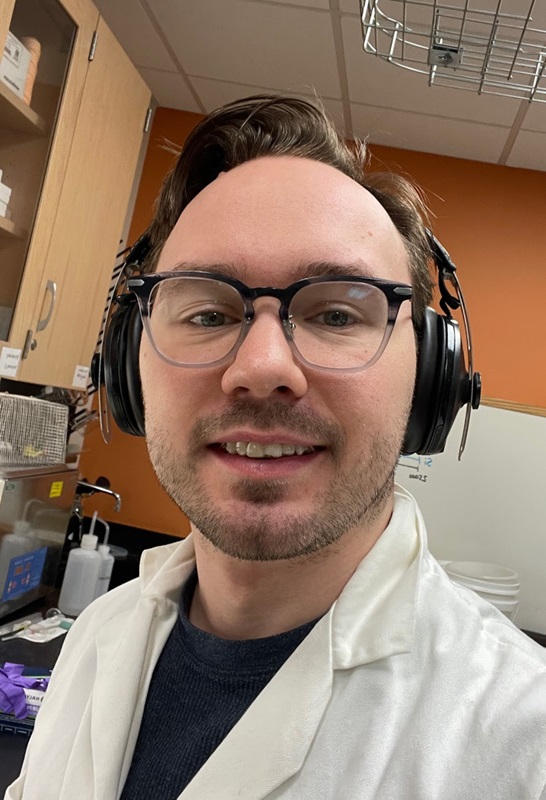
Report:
127,107,204,245
79,106,546,535
368,144,546,409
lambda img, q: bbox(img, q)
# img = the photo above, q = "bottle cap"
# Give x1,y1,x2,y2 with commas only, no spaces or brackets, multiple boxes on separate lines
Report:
81,533,98,550
98,544,111,556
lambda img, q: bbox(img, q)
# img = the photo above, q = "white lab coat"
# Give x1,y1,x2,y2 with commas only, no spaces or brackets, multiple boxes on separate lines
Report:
5,486,546,800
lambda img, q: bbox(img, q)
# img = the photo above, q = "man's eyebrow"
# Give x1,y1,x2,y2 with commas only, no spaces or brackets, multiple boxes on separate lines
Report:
163,260,378,281
164,261,235,275
291,261,378,281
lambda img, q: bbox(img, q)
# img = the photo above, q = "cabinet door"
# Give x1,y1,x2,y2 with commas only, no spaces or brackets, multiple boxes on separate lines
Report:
16,15,151,388
0,0,98,362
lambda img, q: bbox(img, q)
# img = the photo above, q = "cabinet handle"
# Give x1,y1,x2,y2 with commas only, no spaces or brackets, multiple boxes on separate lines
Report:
36,280,57,332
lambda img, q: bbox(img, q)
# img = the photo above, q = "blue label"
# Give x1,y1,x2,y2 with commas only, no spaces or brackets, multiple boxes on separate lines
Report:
1,547,48,602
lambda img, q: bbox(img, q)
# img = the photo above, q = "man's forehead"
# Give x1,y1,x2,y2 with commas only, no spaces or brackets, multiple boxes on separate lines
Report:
157,156,410,283
166,156,400,234
183,155,379,209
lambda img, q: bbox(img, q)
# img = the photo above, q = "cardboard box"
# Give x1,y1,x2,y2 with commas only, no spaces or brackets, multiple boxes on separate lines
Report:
20,687,46,718
0,32,31,100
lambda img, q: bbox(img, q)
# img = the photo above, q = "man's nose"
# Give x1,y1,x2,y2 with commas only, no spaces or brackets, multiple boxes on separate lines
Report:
220,305,308,400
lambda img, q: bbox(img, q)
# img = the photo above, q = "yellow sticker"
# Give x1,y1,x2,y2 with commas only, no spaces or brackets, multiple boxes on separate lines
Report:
49,481,64,498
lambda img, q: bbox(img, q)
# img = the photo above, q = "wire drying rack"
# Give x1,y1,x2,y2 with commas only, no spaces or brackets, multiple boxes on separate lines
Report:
0,394,68,468
361,0,546,101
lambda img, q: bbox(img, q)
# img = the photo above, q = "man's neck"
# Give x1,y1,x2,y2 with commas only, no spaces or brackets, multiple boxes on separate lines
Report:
188,500,393,640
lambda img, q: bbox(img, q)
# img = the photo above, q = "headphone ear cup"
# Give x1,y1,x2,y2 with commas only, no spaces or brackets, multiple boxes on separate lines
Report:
403,308,466,456
123,302,146,436
103,300,145,437
403,308,438,455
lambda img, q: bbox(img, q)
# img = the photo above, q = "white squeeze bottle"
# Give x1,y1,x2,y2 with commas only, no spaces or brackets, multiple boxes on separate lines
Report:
58,512,102,617
94,518,114,599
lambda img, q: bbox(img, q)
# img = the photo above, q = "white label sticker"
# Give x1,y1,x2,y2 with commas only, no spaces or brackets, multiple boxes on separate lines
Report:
72,364,89,389
0,347,21,378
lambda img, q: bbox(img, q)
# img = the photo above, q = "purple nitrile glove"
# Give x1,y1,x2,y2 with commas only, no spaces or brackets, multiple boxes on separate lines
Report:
0,662,50,720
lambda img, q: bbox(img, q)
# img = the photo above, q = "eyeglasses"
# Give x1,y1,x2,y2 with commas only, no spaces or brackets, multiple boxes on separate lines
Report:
127,271,413,373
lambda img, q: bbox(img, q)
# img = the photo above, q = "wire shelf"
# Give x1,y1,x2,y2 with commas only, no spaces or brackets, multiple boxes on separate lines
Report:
0,394,68,468
361,0,546,101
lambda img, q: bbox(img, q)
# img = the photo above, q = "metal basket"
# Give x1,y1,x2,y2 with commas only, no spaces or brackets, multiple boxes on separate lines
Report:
361,0,546,101
0,394,68,468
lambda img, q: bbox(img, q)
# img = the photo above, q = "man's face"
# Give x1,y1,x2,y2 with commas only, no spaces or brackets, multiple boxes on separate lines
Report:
140,156,416,561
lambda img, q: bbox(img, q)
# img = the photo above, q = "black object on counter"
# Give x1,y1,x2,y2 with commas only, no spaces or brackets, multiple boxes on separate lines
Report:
0,734,28,791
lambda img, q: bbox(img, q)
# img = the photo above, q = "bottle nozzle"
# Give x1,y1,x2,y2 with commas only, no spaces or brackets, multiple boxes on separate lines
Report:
89,511,98,538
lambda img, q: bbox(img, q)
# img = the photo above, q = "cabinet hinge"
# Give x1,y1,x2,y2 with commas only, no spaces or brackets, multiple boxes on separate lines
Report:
88,31,98,62
143,107,153,133
21,329,35,360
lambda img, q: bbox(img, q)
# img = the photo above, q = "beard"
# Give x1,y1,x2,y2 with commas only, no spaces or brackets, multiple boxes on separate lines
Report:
145,398,409,562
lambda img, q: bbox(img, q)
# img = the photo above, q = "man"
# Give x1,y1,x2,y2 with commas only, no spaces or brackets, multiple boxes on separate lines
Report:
7,96,546,799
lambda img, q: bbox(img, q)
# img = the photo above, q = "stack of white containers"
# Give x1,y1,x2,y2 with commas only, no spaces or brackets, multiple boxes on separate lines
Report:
443,561,520,621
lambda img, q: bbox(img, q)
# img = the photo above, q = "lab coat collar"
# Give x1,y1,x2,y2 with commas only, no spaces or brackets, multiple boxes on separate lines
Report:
139,531,196,600
331,484,423,668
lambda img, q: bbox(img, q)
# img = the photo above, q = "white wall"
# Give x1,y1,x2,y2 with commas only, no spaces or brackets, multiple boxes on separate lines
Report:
396,405,546,634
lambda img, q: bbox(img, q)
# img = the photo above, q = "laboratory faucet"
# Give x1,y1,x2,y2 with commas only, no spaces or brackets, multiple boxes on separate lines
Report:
75,480,122,513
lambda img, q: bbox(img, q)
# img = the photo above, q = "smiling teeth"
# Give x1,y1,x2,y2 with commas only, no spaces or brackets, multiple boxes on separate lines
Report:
223,442,314,458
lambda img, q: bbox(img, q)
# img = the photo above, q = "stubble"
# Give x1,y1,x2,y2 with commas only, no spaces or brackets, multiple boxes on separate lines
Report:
145,398,408,562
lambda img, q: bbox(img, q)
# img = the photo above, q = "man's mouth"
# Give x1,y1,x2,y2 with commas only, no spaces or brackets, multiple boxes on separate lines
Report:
218,442,318,459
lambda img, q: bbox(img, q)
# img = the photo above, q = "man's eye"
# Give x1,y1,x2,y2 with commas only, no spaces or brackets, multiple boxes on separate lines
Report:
311,309,357,327
189,310,238,327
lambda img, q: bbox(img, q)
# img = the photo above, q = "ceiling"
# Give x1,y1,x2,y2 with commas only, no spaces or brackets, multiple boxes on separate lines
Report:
92,0,546,172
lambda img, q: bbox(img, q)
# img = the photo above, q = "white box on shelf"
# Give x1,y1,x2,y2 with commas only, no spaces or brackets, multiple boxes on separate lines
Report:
0,182,12,205
0,32,31,100
0,199,7,218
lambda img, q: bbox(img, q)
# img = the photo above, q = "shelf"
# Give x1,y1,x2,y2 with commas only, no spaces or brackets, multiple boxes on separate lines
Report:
0,81,48,137
0,215,27,243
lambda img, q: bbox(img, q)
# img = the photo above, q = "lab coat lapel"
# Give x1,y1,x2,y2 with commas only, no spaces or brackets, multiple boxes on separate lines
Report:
179,614,333,800
87,540,195,797
89,593,179,799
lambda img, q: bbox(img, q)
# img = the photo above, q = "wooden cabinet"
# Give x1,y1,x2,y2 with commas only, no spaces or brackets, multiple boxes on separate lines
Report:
0,0,151,388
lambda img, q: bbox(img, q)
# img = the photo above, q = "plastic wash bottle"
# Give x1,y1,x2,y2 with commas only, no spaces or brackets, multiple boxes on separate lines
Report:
94,517,114,599
58,531,101,617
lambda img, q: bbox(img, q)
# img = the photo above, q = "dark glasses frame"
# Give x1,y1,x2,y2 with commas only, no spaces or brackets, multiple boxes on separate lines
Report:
126,271,413,373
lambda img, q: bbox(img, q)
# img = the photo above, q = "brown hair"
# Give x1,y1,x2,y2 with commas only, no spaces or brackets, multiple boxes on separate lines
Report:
144,94,434,324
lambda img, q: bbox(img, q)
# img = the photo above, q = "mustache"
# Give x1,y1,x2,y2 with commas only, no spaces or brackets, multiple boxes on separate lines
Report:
188,399,345,455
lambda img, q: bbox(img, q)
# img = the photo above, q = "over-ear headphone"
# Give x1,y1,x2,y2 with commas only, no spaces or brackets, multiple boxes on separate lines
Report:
403,234,481,455
94,233,481,456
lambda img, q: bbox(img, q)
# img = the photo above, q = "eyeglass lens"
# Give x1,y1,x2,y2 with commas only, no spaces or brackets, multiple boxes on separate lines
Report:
146,276,390,369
